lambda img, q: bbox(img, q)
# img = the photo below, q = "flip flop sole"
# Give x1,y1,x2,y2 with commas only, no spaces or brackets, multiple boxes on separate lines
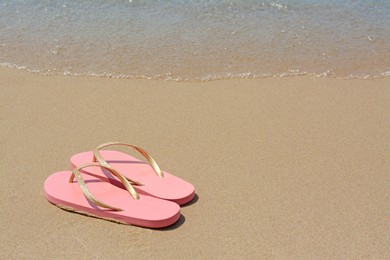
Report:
44,171,181,228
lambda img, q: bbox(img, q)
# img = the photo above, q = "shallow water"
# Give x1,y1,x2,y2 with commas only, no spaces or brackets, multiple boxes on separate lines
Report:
1,0,390,80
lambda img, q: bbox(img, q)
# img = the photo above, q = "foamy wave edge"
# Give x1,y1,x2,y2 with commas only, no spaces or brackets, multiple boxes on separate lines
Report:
1,62,389,81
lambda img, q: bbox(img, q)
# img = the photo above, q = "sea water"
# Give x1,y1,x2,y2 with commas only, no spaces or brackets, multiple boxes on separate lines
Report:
1,0,389,80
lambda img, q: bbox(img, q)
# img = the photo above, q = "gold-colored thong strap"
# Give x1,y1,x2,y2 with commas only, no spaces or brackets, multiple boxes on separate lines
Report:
69,163,140,211
92,142,164,185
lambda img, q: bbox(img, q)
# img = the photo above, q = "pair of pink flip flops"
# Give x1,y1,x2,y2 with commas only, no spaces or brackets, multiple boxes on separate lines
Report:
44,142,195,228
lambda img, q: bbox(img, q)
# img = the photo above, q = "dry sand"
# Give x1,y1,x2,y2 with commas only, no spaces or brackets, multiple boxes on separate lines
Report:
1,67,389,259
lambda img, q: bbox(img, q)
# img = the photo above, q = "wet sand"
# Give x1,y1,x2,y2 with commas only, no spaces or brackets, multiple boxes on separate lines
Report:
1,67,389,259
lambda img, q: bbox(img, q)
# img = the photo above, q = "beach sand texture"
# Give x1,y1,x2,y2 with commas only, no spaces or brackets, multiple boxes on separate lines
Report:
1,67,390,259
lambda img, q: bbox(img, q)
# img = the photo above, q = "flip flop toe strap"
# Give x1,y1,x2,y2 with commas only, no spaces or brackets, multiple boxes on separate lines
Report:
69,163,140,211
93,142,164,183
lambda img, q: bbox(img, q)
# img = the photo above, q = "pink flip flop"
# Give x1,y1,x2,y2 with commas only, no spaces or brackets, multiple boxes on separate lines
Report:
44,164,181,228
70,142,195,205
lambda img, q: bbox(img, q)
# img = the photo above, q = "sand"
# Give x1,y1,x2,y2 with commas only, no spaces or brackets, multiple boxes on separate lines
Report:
1,67,389,259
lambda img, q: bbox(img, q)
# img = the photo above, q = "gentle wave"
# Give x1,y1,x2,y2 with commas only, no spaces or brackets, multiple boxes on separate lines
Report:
1,0,390,81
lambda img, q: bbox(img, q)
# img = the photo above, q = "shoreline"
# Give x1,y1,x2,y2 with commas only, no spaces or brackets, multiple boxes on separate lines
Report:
1,64,390,81
1,67,390,258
